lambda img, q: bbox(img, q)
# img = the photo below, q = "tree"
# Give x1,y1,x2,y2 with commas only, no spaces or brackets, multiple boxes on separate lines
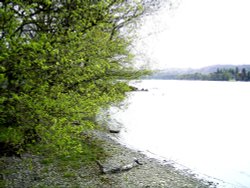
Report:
0,0,152,157
247,71,250,81
241,68,247,81
235,67,239,80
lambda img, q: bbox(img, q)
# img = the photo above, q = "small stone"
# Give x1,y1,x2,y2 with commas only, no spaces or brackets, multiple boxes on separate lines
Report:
109,129,120,133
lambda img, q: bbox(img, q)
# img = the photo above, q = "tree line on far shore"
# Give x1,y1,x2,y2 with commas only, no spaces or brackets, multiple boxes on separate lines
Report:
177,67,250,81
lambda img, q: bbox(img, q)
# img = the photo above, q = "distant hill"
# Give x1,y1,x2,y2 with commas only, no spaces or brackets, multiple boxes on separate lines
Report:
147,65,250,80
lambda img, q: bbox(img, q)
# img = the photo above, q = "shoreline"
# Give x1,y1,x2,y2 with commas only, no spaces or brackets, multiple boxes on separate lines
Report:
93,130,218,188
1,130,218,188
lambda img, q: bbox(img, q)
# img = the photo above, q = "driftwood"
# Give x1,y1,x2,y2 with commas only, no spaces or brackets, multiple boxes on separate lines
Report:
96,159,143,174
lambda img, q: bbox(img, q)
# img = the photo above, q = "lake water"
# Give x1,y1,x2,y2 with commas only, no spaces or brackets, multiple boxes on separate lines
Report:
110,80,250,188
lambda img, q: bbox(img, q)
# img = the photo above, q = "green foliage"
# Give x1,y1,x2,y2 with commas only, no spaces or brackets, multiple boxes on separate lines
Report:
0,126,25,155
0,127,24,145
0,0,149,159
39,134,108,169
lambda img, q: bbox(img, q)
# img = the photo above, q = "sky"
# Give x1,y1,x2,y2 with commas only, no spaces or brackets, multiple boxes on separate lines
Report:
137,0,250,69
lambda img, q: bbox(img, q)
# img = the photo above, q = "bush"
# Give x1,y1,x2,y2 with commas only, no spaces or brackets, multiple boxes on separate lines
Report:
0,0,149,159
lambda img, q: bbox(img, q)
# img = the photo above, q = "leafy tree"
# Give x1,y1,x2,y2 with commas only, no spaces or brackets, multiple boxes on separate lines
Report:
0,0,152,157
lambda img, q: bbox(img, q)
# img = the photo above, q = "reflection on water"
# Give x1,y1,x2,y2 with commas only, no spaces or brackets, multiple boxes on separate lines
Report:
111,80,250,188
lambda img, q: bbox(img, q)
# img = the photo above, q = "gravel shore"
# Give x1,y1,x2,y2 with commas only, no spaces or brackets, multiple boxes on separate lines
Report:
0,130,217,188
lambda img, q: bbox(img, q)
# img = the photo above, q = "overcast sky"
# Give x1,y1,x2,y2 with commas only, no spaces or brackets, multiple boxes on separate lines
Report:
138,0,250,69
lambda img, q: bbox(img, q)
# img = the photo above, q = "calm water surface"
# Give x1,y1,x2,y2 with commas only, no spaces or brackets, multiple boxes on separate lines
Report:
111,80,250,188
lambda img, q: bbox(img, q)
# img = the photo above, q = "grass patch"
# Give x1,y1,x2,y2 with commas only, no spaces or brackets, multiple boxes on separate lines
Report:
41,158,54,165
33,133,109,175
100,176,113,185
0,180,6,187
63,171,76,178
0,131,110,187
